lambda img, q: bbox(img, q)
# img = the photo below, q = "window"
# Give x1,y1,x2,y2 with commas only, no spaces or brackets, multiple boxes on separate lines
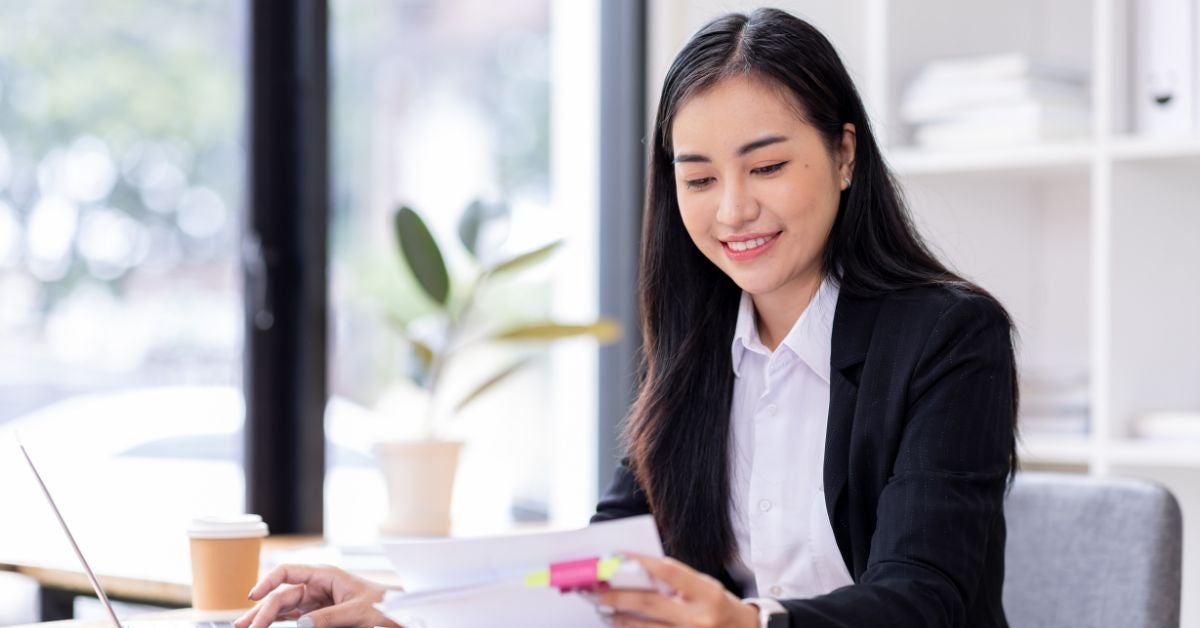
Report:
326,0,602,541
0,0,610,561
0,0,247,561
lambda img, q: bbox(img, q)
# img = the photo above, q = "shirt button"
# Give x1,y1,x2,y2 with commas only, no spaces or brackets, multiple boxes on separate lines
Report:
769,585,783,596
758,499,772,512
764,404,777,416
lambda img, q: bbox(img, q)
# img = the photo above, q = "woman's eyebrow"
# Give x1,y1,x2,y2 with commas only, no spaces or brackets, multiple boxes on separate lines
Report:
672,135,789,164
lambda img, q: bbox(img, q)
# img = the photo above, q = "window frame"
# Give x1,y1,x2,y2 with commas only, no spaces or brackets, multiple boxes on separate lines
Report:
244,0,329,534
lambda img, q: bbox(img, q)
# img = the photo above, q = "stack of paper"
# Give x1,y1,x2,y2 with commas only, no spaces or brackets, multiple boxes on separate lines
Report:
1019,369,1090,436
375,515,663,627
1132,412,1200,441
900,53,1091,148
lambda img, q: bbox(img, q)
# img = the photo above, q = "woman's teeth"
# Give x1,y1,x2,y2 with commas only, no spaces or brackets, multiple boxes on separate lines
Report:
728,234,775,252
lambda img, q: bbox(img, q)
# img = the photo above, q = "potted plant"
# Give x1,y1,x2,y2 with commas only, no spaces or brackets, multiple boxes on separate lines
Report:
376,201,620,537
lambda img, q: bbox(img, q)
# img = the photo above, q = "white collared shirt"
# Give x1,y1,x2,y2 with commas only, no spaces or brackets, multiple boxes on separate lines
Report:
727,276,855,600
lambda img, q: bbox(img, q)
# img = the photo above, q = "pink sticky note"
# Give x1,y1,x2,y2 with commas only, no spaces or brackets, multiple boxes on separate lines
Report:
549,557,600,591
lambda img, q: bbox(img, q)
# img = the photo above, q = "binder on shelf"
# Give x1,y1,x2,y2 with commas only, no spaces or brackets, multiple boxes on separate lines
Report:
1134,0,1195,137
1196,0,1200,134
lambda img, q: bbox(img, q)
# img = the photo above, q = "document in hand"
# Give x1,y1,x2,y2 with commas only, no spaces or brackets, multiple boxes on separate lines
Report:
375,515,663,627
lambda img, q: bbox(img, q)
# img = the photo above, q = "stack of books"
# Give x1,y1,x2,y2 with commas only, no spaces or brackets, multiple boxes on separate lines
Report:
1131,411,1200,442
900,53,1091,149
1018,369,1090,437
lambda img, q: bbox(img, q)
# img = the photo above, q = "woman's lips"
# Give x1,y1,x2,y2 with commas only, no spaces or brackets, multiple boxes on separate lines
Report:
721,232,780,261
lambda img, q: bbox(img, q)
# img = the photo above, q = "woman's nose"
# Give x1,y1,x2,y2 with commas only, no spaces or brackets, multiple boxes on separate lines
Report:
716,178,758,226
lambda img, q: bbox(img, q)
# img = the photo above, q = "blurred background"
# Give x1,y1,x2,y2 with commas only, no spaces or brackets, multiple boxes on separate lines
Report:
0,0,1198,626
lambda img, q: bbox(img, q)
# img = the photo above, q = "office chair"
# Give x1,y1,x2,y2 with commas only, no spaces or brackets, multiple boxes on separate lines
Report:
1004,471,1183,627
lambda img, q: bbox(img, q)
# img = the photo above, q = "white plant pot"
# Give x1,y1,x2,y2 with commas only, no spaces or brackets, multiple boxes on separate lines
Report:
374,439,464,537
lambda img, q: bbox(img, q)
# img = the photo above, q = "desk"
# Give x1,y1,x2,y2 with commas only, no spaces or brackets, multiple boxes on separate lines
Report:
10,608,242,628
0,536,323,618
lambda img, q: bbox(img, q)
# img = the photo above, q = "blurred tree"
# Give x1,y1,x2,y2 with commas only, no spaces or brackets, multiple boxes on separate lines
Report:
0,0,243,305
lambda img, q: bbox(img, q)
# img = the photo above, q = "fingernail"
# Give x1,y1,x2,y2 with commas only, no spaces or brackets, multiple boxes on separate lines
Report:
596,604,615,615
297,617,313,628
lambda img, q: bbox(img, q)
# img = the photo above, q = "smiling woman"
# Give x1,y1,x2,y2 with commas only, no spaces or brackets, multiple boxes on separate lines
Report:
591,7,1018,628
670,75,853,350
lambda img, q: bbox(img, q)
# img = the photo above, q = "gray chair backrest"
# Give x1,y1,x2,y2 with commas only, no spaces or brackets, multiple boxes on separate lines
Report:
1004,472,1183,628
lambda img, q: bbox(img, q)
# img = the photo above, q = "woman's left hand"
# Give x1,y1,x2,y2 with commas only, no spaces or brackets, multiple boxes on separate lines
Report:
593,553,760,627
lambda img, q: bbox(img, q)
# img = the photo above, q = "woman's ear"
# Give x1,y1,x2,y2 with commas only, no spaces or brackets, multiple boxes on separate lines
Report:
840,123,857,186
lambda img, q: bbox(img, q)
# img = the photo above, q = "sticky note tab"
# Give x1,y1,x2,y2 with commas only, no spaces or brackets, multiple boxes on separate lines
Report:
549,557,600,590
524,569,550,588
596,556,621,582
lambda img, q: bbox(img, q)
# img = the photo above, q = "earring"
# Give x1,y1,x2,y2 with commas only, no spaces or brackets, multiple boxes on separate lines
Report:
843,176,851,188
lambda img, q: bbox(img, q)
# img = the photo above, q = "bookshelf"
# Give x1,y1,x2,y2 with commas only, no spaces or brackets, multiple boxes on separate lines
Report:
649,0,1200,625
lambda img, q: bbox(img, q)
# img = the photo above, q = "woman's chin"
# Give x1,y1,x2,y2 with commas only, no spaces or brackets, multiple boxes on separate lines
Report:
730,277,780,296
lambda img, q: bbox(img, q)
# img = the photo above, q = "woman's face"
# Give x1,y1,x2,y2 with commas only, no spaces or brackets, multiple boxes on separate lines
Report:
671,75,855,299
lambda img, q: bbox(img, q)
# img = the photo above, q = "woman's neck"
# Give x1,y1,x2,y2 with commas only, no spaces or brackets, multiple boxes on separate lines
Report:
752,273,823,352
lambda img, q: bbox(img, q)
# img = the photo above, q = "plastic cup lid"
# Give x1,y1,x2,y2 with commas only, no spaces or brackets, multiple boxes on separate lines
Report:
188,514,269,539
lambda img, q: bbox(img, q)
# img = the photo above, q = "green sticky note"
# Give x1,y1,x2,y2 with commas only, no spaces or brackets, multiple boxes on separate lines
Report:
597,556,621,581
525,570,550,587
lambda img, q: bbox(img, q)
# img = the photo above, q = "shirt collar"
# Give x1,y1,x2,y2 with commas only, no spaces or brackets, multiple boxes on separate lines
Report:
730,276,839,383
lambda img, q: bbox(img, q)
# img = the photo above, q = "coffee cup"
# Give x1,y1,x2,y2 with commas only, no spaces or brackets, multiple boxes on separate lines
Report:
188,515,269,610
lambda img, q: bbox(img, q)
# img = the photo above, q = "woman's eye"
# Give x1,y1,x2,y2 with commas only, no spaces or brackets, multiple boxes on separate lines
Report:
752,161,788,175
685,177,714,190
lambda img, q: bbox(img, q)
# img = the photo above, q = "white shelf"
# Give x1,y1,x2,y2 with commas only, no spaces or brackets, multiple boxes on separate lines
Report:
1107,137,1200,162
1017,433,1092,466
1019,436,1200,469
887,137,1200,177
886,143,1094,177
1110,439,1200,468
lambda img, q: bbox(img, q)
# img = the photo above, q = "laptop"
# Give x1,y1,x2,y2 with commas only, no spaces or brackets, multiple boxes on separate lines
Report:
17,436,293,628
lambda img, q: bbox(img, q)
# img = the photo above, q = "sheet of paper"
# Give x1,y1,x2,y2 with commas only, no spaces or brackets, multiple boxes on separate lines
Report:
380,514,662,591
378,583,611,628
376,515,663,627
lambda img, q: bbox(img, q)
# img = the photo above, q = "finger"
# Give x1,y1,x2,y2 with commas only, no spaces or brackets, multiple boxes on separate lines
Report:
249,564,327,601
249,584,307,628
623,553,709,599
302,600,393,628
232,605,260,628
611,612,671,628
236,587,314,628
596,589,684,624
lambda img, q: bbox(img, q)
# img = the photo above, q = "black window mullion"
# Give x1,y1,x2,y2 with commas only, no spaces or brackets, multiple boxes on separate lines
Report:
244,0,329,535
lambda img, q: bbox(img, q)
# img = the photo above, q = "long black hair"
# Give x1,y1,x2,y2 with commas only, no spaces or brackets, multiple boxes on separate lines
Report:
623,8,1019,578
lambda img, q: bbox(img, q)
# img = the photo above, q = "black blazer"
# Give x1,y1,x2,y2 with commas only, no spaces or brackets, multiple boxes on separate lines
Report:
592,285,1015,628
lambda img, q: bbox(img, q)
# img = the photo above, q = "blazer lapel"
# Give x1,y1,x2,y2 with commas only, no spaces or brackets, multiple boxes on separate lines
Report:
824,289,882,572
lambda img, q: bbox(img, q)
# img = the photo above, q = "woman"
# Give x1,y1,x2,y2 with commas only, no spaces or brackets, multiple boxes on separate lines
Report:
236,8,1017,628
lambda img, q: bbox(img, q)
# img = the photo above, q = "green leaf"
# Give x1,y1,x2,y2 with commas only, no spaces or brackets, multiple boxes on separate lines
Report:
486,240,563,277
453,357,532,413
457,199,485,258
408,338,435,370
394,206,450,306
383,314,436,371
491,318,622,344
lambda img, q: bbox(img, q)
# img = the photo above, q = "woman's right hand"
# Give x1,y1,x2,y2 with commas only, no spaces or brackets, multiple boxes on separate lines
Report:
234,564,403,628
